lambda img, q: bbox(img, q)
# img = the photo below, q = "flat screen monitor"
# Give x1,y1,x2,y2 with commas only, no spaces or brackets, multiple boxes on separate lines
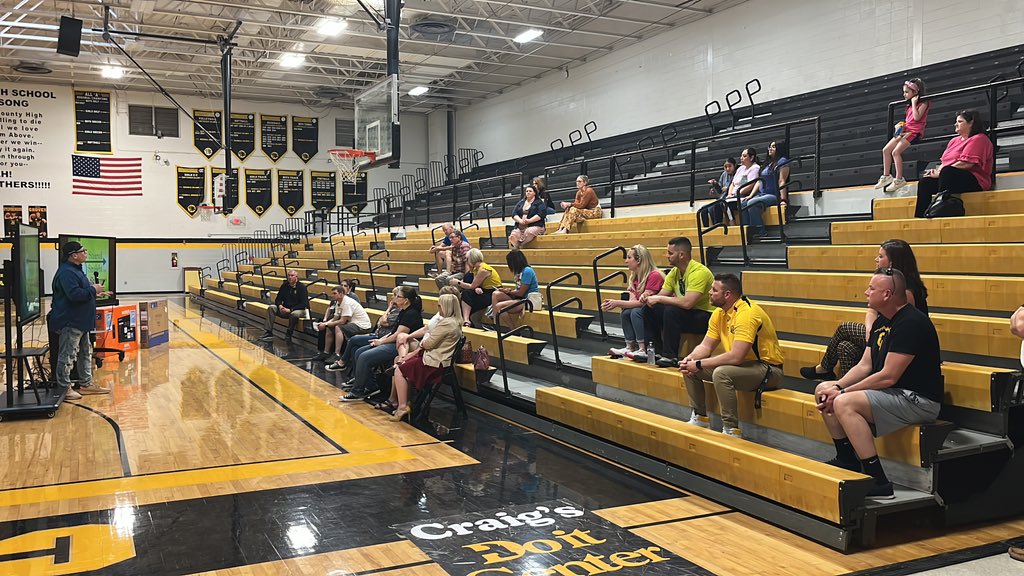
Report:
15,223,42,327
57,234,117,307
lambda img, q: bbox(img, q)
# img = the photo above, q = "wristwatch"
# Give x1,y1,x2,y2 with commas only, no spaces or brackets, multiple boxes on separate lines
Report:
695,360,702,370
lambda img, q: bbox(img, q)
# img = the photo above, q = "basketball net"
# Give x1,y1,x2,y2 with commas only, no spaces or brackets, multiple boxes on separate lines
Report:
329,148,375,184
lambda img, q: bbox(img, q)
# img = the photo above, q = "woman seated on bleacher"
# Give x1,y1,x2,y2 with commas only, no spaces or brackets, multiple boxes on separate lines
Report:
800,239,928,380
508,185,549,248
337,286,424,401
741,140,790,238
533,176,555,212
450,248,503,327
552,175,601,234
490,249,542,329
380,293,464,422
702,157,737,227
915,109,994,218
603,244,664,359
724,148,761,221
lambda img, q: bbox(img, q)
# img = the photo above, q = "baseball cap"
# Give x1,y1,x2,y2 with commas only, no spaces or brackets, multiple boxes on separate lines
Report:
61,241,85,258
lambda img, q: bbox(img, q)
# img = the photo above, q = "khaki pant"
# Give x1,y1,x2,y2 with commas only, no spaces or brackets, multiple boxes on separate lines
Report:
509,225,545,248
559,206,602,231
683,361,783,430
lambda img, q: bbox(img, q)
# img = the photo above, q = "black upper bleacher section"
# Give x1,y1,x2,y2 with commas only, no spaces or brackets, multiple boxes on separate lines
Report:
390,44,1024,228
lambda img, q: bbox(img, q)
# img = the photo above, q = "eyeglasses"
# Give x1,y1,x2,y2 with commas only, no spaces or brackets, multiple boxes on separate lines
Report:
74,249,87,254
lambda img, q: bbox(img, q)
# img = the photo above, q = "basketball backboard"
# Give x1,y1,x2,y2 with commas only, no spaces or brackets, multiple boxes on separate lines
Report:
355,74,399,167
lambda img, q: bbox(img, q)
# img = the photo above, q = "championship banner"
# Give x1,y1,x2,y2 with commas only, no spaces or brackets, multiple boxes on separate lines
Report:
211,167,239,211
3,205,22,238
291,116,318,163
395,501,705,576
310,171,337,212
244,168,272,217
229,112,256,161
193,110,222,159
73,90,112,153
27,206,48,238
276,169,304,216
260,114,288,162
176,167,207,218
342,173,368,215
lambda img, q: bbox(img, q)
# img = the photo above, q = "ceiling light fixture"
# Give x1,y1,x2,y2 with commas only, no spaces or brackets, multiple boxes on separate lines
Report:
408,86,429,96
279,52,305,68
100,65,124,79
513,29,543,43
318,18,348,36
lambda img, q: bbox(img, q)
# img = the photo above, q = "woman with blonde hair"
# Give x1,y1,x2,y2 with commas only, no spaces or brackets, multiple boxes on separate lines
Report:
450,248,502,326
601,244,665,359
387,293,464,422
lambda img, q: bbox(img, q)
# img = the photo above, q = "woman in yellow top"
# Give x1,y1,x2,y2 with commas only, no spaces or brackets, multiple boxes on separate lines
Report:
449,248,503,326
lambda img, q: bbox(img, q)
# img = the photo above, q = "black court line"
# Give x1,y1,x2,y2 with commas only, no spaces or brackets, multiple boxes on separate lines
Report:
352,560,435,575
844,536,1024,576
176,322,347,454
620,509,735,531
66,402,133,477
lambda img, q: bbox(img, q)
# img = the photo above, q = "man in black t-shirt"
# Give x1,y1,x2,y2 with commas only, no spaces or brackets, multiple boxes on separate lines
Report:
260,270,309,342
815,268,943,499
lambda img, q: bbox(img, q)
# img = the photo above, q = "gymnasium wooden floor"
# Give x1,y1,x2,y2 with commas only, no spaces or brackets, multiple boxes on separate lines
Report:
2,298,1023,575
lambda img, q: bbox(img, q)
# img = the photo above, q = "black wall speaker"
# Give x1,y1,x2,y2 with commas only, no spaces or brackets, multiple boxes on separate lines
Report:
56,16,83,57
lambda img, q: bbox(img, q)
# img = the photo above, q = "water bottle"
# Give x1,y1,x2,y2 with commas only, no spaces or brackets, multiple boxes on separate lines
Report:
894,121,905,137
647,342,656,366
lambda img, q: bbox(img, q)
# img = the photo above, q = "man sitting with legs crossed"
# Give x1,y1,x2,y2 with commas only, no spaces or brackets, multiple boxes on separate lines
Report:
260,270,309,342
815,268,943,499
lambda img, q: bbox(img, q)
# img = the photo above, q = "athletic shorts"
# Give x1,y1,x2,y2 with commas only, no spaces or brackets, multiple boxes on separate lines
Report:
865,388,940,437
339,322,370,339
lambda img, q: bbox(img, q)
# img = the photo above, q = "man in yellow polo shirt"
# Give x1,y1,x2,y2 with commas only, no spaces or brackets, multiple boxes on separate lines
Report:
639,236,714,367
679,273,784,438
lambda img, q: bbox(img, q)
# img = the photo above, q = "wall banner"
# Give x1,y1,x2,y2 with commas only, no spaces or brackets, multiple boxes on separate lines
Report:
244,168,272,217
3,205,23,238
229,112,255,161
310,171,337,212
27,205,48,237
73,90,112,154
291,116,318,163
260,114,288,162
176,166,207,217
193,110,222,160
211,167,239,211
342,172,368,215
276,169,304,216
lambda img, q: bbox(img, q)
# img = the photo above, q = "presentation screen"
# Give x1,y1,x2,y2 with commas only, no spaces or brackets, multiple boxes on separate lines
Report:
58,234,117,307
15,223,42,327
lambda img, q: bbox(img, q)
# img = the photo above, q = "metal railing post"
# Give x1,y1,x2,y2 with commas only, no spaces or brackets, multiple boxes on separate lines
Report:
545,272,583,369
591,247,627,339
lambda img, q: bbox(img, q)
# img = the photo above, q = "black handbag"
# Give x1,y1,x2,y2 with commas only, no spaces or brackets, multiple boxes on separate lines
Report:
923,191,965,218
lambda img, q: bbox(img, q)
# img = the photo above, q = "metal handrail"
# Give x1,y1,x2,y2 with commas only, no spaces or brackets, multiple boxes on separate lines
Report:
430,223,446,245
328,231,346,267
591,247,627,339
697,195,749,265
495,310,535,398
214,259,229,283
367,249,390,303
886,76,1024,187
545,271,584,369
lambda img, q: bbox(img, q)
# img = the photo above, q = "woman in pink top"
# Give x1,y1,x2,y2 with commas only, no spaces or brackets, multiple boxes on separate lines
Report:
876,78,930,193
602,244,665,359
915,109,994,218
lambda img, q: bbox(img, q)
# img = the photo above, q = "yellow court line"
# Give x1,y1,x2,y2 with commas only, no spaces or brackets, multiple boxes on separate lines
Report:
170,313,399,453
1,449,414,508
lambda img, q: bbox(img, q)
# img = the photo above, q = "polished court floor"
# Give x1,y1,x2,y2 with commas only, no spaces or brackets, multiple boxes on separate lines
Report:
2,299,1023,575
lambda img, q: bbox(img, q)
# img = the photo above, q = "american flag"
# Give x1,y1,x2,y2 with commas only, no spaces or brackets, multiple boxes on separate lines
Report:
71,155,143,196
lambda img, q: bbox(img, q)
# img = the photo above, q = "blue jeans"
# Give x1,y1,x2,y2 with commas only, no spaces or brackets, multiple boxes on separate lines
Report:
741,194,778,235
343,334,374,364
352,342,398,393
620,307,646,345
57,326,93,388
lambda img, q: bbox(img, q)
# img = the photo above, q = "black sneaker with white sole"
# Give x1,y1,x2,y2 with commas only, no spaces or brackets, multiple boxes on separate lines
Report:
312,352,329,362
340,389,369,402
325,362,346,372
258,332,274,341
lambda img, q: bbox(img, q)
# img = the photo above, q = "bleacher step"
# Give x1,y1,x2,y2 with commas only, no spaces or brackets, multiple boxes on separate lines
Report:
933,429,1013,462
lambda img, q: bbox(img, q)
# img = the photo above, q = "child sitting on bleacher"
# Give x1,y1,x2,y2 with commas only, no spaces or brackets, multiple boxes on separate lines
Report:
876,78,929,193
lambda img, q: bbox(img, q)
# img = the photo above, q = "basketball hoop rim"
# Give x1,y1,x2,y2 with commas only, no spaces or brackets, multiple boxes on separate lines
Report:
329,147,376,164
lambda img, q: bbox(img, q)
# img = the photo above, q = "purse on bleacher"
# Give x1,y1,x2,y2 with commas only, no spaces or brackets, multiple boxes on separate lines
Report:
923,190,965,218
473,346,491,371
460,340,473,364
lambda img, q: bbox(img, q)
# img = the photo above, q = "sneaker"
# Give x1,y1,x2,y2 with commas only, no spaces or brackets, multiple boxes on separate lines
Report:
824,457,861,472
885,177,906,192
874,175,893,189
312,352,329,362
64,388,82,400
799,366,837,381
687,412,710,429
655,355,678,368
325,354,340,364
628,351,648,363
339,378,356,390
259,332,274,341
340,390,369,402
325,362,346,372
608,346,630,358
78,385,110,395
723,427,743,439
866,481,895,499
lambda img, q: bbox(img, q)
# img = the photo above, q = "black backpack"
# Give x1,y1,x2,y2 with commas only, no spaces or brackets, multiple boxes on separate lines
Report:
923,191,965,218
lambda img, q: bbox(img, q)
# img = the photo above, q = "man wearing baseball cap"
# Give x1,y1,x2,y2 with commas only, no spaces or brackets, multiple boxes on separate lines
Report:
50,241,110,400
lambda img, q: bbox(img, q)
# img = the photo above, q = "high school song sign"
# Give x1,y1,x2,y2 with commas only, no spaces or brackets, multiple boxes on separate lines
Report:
396,501,709,576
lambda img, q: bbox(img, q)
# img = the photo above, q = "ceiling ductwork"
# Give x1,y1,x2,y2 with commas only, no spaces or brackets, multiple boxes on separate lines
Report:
12,61,52,75
409,16,457,38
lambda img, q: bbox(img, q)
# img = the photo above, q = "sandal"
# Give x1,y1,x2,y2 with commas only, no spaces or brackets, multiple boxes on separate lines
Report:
374,401,396,414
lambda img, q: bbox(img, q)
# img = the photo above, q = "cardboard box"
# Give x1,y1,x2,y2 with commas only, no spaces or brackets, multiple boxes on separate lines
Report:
96,304,138,356
138,299,169,348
